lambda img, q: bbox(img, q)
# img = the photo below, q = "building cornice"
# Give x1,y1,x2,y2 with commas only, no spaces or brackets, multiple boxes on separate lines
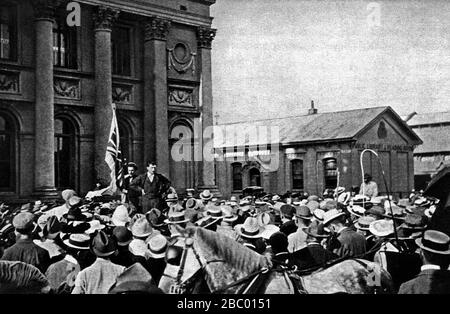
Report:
76,0,213,27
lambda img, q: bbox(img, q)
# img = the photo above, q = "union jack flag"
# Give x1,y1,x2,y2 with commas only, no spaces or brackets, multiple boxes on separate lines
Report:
105,103,124,193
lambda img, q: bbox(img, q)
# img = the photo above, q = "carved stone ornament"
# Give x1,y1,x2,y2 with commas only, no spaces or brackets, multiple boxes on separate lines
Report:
54,77,80,99
112,84,133,104
167,43,196,74
144,17,171,41
32,0,63,20
93,6,120,30
168,87,193,107
196,27,216,49
0,70,20,94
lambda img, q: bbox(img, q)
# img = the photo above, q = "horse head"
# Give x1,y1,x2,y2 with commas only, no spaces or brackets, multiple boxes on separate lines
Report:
159,226,273,294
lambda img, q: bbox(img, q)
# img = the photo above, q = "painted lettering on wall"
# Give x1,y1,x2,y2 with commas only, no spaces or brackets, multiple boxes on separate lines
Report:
353,143,413,151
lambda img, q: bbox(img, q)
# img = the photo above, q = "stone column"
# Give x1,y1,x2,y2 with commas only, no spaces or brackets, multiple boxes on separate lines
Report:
93,6,119,185
143,17,171,176
32,0,60,197
196,26,219,194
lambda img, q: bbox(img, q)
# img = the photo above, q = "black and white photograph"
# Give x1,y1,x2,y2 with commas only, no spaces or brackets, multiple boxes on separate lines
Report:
0,0,450,299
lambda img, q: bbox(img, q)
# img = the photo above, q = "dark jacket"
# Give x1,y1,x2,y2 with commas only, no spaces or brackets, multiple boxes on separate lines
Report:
333,227,367,258
147,257,166,285
291,243,338,270
280,220,297,237
129,173,171,212
398,269,450,294
111,246,135,268
1,238,51,274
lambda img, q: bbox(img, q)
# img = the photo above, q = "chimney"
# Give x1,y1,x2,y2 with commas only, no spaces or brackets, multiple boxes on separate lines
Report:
308,100,318,115
404,111,417,123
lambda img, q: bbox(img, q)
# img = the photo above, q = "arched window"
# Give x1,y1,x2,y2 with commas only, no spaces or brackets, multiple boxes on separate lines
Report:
323,158,338,189
291,159,304,190
249,168,261,187
231,162,242,191
0,114,15,191
118,121,132,163
54,118,76,189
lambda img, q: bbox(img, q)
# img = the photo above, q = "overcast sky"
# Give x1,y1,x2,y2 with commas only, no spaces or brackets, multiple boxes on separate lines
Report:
210,0,450,124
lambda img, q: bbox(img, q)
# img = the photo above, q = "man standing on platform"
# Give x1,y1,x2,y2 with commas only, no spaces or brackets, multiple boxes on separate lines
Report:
122,162,140,211
130,161,172,214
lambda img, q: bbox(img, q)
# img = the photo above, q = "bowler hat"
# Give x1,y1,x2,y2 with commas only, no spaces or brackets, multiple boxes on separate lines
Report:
91,230,117,257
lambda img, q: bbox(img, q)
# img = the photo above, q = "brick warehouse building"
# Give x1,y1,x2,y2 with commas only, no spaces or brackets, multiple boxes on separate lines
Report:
214,105,422,199
0,0,218,199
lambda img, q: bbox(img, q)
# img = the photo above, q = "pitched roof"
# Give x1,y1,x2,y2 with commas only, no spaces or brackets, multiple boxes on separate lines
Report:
407,111,450,126
214,106,421,148
412,125,450,154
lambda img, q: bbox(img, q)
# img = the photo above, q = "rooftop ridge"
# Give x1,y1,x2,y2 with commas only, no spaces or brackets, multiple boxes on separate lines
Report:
217,106,388,126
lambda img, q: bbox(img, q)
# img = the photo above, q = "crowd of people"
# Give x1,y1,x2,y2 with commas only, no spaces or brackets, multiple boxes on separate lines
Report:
0,160,449,294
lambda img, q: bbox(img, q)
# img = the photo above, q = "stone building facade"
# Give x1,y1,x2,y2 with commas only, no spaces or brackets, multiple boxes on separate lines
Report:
214,106,422,199
407,111,450,190
0,0,217,199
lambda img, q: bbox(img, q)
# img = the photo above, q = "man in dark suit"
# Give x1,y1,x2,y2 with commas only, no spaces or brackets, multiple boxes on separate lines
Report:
323,209,367,258
291,220,337,270
129,160,172,214
398,230,450,294
122,162,140,211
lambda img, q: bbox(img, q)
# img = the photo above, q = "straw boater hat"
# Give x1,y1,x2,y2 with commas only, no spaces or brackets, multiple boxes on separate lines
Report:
185,198,199,211
337,192,351,205
165,193,179,203
221,205,238,223
369,219,394,237
322,209,346,226
164,211,190,224
354,216,377,231
85,219,106,235
236,217,265,239
147,234,168,259
348,205,366,217
415,230,450,255
63,233,91,250
199,190,213,201
196,205,223,229
313,208,325,222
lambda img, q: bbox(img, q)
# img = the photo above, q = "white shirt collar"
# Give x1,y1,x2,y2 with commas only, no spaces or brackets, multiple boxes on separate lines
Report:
421,264,441,271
